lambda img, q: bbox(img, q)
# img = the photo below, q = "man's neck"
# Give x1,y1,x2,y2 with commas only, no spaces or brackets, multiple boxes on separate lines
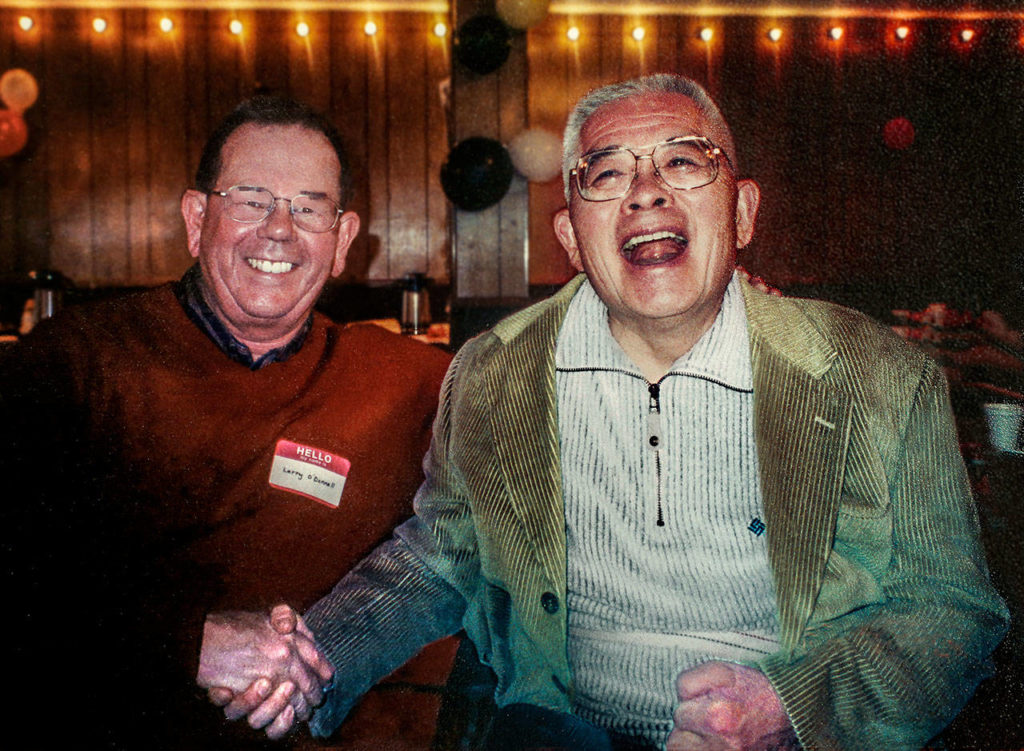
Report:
608,307,720,383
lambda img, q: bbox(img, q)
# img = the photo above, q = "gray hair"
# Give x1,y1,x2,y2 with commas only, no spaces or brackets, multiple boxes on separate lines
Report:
561,73,737,203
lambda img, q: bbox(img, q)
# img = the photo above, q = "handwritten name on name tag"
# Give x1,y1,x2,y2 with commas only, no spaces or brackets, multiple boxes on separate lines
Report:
269,439,351,508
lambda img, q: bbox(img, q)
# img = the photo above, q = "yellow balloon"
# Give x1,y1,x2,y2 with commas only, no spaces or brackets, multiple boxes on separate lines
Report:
495,0,550,30
0,68,39,113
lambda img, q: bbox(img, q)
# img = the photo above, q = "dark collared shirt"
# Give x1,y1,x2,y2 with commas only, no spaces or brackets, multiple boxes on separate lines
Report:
172,264,311,370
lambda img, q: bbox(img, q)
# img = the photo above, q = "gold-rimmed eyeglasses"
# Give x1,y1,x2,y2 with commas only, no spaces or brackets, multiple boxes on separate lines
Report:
571,135,728,202
209,185,343,233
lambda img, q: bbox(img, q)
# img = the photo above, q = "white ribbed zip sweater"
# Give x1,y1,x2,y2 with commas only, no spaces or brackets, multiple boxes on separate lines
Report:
555,274,780,745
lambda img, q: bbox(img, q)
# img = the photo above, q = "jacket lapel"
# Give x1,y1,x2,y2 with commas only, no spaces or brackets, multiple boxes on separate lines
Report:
743,282,852,654
485,278,584,603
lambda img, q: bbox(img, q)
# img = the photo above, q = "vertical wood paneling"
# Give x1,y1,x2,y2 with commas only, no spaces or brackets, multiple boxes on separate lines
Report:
125,9,150,282
45,9,93,284
364,15,390,280
89,9,129,284
145,9,189,281
526,16,575,285
329,14,370,282
386,12,430,279
424,18,450,282
0,7,48,274
496,31,528,298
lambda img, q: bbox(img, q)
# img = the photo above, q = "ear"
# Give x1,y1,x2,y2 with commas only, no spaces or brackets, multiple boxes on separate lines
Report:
330,211,361,277
735,179,761,250
553,208,584,272
181,189,208,260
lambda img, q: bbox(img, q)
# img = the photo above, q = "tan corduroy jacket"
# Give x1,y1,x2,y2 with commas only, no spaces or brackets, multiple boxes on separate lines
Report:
309,274,1008,750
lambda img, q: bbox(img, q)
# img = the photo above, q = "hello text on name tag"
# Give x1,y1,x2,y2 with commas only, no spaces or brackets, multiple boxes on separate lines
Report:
269,439,350,508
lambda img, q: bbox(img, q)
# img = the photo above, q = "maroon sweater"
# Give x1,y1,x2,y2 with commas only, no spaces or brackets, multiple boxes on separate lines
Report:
2,285,451,748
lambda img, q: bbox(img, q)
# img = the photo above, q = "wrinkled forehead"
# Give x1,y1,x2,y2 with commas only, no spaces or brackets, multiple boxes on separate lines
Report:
580,92,724,154
218,123,342,195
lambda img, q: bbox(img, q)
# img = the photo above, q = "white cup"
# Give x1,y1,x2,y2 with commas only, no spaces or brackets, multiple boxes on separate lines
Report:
983,402,1024,454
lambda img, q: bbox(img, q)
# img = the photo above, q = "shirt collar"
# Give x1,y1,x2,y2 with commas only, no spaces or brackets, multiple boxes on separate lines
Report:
556,270,753,391
173,264,311,370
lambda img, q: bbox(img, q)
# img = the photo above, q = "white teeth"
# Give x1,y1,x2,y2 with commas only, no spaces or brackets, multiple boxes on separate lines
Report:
247,258,294,274
622,231,685,252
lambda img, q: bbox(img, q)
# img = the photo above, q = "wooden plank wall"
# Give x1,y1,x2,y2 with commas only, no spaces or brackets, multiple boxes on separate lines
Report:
525,14,1024,319
0,7,451,287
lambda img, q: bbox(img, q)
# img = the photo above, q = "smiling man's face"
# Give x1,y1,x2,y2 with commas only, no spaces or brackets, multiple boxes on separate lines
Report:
554,92,759,343
181,122,359,351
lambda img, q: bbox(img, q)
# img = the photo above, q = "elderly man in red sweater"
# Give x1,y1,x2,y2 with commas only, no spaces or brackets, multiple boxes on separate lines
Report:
0,96,450,749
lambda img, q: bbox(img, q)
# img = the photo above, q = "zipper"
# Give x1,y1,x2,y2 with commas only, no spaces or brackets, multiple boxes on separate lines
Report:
647,380,665,527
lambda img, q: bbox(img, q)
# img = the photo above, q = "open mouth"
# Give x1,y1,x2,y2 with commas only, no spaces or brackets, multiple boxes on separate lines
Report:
620,231,688,266
247,258,295,274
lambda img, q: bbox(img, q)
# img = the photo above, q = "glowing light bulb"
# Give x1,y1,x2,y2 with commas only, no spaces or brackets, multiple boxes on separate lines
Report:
159,18,174,33
17,16,33,32
895,25,909,41
364,21,378,36
296,22,310,38
567,26,580,42
631,26,645,42
93,17,108,33
960,28,975,43
767,27,782,43
229,20,243,36
699,27,713,43
433,23,447,38
829,26,843,41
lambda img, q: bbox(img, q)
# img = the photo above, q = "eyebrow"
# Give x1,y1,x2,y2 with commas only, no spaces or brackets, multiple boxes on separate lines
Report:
233,186,334,201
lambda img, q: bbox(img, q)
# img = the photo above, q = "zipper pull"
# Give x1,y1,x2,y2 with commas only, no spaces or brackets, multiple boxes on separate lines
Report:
646,382,662,452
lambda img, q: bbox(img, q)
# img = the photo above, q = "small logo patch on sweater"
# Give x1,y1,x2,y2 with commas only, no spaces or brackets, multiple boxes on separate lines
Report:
747,517,766,536
269,439,350,508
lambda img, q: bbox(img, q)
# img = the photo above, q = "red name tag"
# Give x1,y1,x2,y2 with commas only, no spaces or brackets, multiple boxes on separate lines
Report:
268,439,351,508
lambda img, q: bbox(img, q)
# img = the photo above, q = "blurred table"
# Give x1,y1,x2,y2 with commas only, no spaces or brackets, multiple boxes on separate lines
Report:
359,318,450,349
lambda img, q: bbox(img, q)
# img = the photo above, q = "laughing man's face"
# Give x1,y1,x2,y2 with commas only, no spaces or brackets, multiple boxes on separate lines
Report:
554,92,760,342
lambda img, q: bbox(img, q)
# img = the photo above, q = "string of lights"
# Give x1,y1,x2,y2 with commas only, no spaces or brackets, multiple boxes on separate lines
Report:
8,12,1024,49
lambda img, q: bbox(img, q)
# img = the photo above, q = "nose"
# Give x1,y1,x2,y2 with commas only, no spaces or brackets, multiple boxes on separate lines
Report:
625,154,669,211
257,198,297,241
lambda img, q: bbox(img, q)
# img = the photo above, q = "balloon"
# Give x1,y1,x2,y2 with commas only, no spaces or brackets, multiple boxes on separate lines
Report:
0,68,39,113
883,116,915,150
496,0,550,30
440,137,514,211
0,109,28,157
508,128,562,182
454,15,510,76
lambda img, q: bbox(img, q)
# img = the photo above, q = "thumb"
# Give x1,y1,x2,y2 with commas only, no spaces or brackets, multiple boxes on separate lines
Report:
269,604,299,635
676,660,737,701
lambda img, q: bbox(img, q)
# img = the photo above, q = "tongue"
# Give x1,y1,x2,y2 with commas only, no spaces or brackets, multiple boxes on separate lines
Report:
625,237,687,266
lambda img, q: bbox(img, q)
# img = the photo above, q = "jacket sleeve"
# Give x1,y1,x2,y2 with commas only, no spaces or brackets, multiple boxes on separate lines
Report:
306,345,484,738
758,360,1009,750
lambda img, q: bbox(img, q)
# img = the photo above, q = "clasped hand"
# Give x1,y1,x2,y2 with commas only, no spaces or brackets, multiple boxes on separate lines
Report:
666,661,798,751
197,604,333,739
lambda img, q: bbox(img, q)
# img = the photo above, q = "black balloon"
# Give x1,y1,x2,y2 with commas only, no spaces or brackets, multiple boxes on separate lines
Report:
440,137,514,211
454,15,511,75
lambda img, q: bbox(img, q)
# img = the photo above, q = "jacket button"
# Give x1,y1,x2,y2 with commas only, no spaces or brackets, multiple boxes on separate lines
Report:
541,592,559,614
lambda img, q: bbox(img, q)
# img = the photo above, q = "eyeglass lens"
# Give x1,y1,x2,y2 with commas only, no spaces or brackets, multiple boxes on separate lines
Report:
577,139,719,201
222,186,339,232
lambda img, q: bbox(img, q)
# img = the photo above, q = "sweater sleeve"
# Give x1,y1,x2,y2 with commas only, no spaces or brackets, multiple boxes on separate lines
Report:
305,346,483,738
758,361,1009,750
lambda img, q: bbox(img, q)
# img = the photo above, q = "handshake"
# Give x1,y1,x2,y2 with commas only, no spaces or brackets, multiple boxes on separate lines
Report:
196,604,333,739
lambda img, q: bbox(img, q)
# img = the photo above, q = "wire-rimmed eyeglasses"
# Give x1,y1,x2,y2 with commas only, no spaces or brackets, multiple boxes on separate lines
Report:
209,185,343,233
571,135,728,202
